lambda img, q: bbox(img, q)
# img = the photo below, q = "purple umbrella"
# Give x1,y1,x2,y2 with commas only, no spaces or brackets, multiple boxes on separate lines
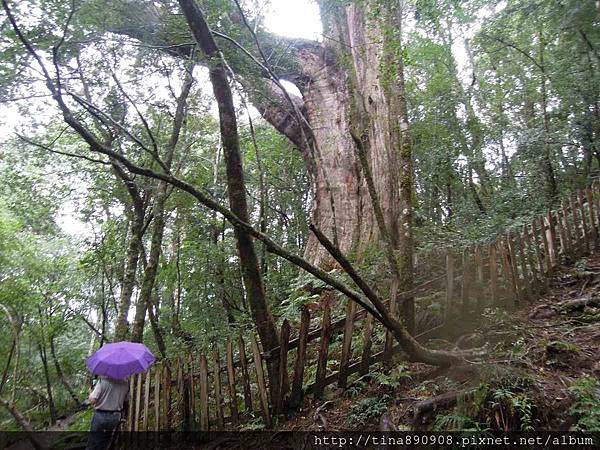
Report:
86,342,155,380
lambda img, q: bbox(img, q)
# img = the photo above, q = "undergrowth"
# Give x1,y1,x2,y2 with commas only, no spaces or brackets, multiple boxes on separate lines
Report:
346,395,391,427
568,376,600,431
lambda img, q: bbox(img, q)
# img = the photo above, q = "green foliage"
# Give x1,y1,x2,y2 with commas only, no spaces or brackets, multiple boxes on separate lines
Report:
568,376,600,431
346,378,369,399
492,388,534,431
371,364,413,390
573,258,595,279
433,412,487,431
67,409,94,432
346,395,391,427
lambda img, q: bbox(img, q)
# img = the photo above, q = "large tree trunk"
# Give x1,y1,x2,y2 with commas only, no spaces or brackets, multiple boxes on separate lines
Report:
288,1,415,331
292,1,411,275
107,1,409,270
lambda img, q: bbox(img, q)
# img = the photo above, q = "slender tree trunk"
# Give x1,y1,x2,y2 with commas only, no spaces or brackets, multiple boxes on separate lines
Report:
0,338,15,399
130,66,193,342
178,0,281,406
390,13,416,334
38,343,56,424
131,182,168,342
49,336,80,404
114,200,144,341
147,296,168,359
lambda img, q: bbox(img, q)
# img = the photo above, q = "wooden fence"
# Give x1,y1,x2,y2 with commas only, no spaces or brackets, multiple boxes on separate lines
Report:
123,182,600,431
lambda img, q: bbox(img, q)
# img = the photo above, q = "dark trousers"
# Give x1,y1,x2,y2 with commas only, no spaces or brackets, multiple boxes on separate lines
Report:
85,410,121,450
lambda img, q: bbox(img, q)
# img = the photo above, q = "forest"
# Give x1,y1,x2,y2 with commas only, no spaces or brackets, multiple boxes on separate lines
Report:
0,0,599,446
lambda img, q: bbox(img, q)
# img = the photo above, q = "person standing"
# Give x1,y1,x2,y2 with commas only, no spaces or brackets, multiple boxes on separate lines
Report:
85,376,129,450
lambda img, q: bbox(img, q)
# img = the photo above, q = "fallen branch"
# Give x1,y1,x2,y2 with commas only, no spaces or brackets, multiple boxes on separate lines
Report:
0,398,46,450
412,389,476,428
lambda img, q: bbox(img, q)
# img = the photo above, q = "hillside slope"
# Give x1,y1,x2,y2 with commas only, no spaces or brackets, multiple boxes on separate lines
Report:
282,253,600,432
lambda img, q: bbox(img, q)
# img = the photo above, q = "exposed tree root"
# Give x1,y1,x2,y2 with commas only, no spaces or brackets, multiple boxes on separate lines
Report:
559,296,600,312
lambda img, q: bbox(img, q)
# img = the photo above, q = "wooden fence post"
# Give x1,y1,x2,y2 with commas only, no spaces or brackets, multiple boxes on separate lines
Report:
585,187,598,242
555,209,568,260
532,218,549,290
181,358,193,431
198,354,209,431
514,231,531,299
142,370,151,431
212,351,224,429
522,224,540,290
162,364,171,432
188,355,196,425
290,307,310,409
238,334,253,413
359,313,374,376
489,242,498,306
384,278,399,366
535,217,550,276
127,376,135,431
314,301,332,399
562,200,575,256
225,338,239,426
445,251,454,317
570,194,584,253
578,190,591,252
500,236,512,298
277,320,291,414
505,234,521,303
593,181,600,229
338,300,356,388
176,358,184,430
134,373,142,431
545,212,557,268
250,334,271,428
154,366,160,431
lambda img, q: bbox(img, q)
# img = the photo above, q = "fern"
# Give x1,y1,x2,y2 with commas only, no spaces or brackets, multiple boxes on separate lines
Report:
568,376,600,431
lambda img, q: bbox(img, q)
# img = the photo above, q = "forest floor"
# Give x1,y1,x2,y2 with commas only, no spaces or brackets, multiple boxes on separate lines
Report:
281,252,600,432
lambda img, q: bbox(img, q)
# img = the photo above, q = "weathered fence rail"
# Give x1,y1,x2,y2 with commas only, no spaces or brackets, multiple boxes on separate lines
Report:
123,182,600,431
